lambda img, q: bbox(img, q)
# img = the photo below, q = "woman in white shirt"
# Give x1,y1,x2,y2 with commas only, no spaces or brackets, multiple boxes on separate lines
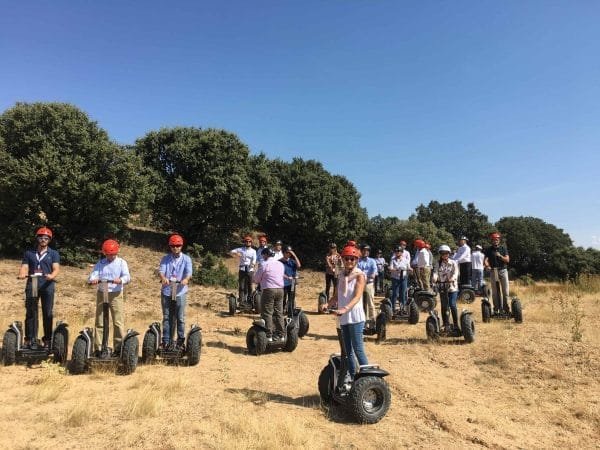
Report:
434,244,460,331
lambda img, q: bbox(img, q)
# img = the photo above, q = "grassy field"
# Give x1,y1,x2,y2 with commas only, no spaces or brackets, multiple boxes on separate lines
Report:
0,245,598,449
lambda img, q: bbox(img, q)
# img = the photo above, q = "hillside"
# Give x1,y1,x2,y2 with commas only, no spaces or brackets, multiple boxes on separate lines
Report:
0,245,598,449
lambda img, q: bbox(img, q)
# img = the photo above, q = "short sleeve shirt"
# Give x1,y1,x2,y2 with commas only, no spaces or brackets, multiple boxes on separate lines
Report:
22,248,60,291
484,245,508,270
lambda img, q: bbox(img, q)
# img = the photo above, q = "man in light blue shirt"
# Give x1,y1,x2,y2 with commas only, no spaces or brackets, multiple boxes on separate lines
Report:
358,244,378,324
159,234,193,349
88,239,131,354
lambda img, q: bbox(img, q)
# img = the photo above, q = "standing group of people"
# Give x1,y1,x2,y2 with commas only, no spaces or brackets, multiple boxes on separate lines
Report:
230,235,301,342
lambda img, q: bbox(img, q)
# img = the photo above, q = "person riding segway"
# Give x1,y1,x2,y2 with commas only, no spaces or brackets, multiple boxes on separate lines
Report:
280,246,309,337
228,235,258,315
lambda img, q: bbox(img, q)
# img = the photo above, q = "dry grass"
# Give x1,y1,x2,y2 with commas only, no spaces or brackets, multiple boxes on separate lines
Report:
0,247,599,449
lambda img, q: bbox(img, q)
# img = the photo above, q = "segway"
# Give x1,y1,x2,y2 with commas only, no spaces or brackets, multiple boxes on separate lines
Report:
379,297,420,325
2,274,69,366
227,286,262,316
410,280,437,312
284,277,309,338
362,311,387,343
425,282,475,343
69,280,139,375
141,280,202,365
246,316,298,355
318,320,391,424
317,291,329,313
481,269,523,323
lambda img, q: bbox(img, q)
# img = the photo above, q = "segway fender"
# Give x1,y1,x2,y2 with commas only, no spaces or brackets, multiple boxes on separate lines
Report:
148,322,161,351
356,364,390,379
119,329,140,358
252,318,267,330
481,297,491,307
79,328,94,359
187,324,202,337
8,322,23,351
380,298,392,308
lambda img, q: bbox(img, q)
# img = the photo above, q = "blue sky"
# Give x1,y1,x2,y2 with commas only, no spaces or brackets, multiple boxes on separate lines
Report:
2,1,599,248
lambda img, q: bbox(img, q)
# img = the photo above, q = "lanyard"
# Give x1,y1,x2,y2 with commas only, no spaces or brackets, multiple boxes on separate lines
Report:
169,255,184,279
36,251,48,271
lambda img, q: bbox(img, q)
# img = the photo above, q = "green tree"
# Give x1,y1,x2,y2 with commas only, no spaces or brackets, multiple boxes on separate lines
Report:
134,127,257,251
412,200,493,245
0,102,153,261
496,216,573,278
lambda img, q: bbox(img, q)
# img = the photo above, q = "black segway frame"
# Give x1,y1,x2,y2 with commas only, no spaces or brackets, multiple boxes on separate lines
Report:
2,320,69,366
246,317,298,355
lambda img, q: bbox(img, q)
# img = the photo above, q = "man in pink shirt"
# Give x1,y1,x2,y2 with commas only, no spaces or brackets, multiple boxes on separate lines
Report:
253,247,285,341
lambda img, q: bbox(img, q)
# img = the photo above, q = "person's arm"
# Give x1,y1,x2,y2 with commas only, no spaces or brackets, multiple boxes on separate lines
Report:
181,255,193,285
336,273,366,315
88,262,101,284
496,249,509,264
290,251,301,269
328,280,338,308
115,259,131,285
159,257,169,285
17,263,29,279
484,255,491,270
47,261,60,281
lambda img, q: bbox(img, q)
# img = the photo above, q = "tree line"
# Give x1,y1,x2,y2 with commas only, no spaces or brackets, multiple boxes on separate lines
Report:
1,102,598,279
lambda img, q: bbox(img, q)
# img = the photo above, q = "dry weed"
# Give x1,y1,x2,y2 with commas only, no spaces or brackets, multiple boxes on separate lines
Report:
124,385,164,418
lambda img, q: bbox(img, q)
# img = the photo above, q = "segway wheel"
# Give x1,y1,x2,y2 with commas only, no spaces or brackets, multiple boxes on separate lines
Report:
120,336,139,375
349,376,391,424
381,303,393,322
228,295,237,316
460,314,475,344
512,298,523,323
408,300,419,325
458,289,476,304
52,327,68,365
2,330,17,366
69,336,88,375
318,292,328,313
141,330,157,364
186,330,202,366
284,324,299,352
481,301,491,323
252,291,262,314
375,313,387,344
317,364,334,403
425,317,439,341
246,326,267,356
297,312,309,338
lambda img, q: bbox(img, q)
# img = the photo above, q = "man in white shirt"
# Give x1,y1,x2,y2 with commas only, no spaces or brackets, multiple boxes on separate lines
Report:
452,236,472,286
471,244,485,290
230,235,257,303
389,241,412,311
415,239,431,291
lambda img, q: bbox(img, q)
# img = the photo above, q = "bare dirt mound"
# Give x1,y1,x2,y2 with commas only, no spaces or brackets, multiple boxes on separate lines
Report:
0,245,598,449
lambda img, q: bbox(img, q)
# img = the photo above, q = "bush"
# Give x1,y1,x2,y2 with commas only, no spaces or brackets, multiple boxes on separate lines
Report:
193,252,237,289
517,274,536,286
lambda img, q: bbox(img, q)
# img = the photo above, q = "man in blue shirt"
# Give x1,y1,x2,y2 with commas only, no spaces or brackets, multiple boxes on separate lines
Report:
158,234,193,349
280,245,301,316
358,244,378,325
17,227,60,349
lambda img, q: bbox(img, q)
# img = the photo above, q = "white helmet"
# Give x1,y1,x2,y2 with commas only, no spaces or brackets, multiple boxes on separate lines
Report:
438,244,451,253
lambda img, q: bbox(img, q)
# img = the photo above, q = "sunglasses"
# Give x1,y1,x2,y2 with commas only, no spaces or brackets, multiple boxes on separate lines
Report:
37,236,50,241
343,257,357,262
169,244,182,248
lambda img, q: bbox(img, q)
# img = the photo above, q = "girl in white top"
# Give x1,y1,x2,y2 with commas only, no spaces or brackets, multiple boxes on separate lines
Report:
328,244,368,378
433,244,460,331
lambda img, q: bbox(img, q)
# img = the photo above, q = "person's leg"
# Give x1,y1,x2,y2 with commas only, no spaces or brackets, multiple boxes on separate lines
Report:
273,289,285,338
400,275,408,308
176,293,187,344
160,294,171,345
238,270,245,303
500,269,510,311
364,283,375,321
40,288,54,345
94,291,104,351
440,291,449,327
260,289,275,337
349,322,368,367
340,324,357,376
24,293,38,344
390,278,400,311
448,291,459,328
490,269,501,311
283,285,291,316
325,273,333,299
109,292,125,351
423,267,431,291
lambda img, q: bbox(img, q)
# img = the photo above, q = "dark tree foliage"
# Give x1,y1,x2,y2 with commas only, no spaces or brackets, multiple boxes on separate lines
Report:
0,102,153,262
412,200,494,246
134,127,257,251
495,216,574,279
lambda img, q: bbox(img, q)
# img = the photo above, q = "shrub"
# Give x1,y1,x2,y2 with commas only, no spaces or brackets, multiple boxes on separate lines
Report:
193,251,237,289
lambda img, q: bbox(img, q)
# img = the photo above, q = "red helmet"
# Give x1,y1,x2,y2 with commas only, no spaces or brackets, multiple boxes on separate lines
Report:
168,234,184,246
102,239,120,256
413,239,425,249
490,232,501,240
340,245,361,259
345,240,358,248
36,227,53,238
243,234,253,243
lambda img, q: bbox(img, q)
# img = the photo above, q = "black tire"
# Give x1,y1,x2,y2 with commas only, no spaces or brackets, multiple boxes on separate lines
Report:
141,330,157,364
297,312,309,338
426,317,438,341
318,293,328,313
461,314,475,344
318,363,334,403
228,295,237,316
284,324,299,352
381,303,393,322
408,300,419,325
375,313,386,343
415,293,436,312
120,336,139,375
481,301,491,323
186,330,202,366
458,289,476,304
512,299,523,323
246,326,268,356
52,328,68,365
348,376,391,424
69,336,88,375
2,331,17,366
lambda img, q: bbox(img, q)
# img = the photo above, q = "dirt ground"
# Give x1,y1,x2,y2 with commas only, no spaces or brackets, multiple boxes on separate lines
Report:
0,245,598,449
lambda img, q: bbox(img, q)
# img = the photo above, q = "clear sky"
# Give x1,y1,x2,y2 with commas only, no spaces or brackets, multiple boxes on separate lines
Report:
2,1,599,248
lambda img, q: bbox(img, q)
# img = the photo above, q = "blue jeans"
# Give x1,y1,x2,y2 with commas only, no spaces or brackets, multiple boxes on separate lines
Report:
472,269,483,290
161,293,186,344
341,322,368,377
390,276,408,310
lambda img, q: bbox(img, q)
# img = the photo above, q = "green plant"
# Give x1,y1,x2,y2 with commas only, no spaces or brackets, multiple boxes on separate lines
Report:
193,251,237,289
